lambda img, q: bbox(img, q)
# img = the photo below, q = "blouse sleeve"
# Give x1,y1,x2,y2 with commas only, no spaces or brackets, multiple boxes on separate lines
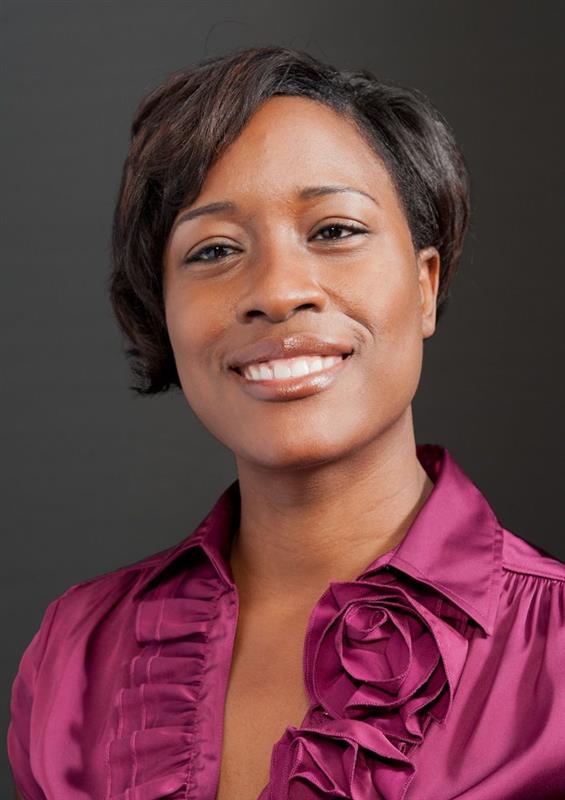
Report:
7,596,63,800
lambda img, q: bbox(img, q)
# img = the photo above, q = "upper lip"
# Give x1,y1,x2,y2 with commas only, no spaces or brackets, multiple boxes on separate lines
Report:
227,333,355,372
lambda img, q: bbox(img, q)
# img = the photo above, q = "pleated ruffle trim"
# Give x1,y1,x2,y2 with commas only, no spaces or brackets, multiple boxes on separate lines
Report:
107,559,236,800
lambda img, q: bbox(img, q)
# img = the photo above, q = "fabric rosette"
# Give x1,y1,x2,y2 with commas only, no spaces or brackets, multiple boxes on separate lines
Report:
304,572,469,748
267,717,415,800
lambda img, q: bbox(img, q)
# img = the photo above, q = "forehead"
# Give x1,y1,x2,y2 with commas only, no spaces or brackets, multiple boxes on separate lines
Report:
196,95,398,208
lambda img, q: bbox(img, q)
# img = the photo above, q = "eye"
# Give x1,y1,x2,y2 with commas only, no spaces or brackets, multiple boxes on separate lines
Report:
182,222,367,266
183,242,239,265
312,222,368,241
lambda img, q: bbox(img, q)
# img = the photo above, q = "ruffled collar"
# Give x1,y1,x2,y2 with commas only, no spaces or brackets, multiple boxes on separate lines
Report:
111,444,504,799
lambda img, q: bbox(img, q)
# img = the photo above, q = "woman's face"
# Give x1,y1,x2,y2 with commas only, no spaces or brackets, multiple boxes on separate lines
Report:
163,96,439,469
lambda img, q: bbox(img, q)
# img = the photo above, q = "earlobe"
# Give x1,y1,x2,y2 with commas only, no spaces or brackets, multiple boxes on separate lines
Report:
417,246,440,339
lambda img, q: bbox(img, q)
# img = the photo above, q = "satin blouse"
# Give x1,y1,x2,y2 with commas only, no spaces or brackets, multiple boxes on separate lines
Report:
7,444,565,799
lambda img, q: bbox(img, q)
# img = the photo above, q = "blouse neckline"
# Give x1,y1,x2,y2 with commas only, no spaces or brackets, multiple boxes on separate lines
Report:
133,443,503,635
112,443,504,799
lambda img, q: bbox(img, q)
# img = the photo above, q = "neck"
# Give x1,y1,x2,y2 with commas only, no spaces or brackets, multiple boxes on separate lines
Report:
230,412,434,614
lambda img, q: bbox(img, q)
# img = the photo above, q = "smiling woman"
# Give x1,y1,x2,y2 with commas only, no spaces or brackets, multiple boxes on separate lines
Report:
160,92,444,461
7,47,565,800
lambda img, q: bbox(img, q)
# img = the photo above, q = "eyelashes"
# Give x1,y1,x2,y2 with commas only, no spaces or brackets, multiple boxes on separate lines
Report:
182,223,368,265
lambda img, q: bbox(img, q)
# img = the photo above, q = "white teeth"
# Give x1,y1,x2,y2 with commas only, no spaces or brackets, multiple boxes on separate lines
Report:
289,358,311,378
248,365,263,380
273,361,292,379
308,356,324,374
241,354,344,381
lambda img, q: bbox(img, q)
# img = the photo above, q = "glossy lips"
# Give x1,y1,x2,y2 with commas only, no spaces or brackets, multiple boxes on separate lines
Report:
227,333,354,401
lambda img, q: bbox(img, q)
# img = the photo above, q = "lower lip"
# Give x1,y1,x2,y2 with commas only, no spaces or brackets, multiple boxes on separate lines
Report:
229,354,353,401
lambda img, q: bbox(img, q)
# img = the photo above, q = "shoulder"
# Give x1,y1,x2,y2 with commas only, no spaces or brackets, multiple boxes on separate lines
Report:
8,541,190,796
501,525,565,582
11,539,185,696
62,538,180,595
494,526,565,645
25,540,185,654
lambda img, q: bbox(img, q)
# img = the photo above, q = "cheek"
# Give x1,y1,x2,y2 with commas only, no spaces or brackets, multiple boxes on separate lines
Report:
164,288,222,396
165,295,196,367
359,254,424,404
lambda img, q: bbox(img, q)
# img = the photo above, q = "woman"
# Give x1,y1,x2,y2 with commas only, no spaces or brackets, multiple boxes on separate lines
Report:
8,46,565,800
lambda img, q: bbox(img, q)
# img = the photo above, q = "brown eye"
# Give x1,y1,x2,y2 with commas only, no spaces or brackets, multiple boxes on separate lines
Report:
182,223,367,266
313,223,367,240
184,243,238,264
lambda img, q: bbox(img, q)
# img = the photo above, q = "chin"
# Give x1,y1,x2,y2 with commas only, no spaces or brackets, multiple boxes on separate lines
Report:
234,426,376,472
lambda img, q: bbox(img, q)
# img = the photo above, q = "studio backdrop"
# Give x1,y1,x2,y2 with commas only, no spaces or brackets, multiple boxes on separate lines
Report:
2,1,564,794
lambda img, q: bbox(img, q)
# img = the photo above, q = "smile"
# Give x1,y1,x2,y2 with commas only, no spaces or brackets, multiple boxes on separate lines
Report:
239,354,345,381
229,352,353,401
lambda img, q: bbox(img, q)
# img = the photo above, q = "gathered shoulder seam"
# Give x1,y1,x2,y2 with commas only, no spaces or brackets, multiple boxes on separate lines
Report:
502,563,565,583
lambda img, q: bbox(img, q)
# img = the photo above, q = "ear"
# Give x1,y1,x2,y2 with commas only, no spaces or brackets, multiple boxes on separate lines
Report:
417,246,441,339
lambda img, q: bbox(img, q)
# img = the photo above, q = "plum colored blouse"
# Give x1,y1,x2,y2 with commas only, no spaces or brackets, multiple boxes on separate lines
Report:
7,444,565,799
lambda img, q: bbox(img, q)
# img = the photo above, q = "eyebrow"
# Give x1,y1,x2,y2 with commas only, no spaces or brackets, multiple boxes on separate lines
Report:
170,185,379,234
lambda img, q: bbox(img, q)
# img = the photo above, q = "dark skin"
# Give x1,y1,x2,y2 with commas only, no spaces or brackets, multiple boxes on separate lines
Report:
161,96,440,799
163,95,439,610
12,96,440,800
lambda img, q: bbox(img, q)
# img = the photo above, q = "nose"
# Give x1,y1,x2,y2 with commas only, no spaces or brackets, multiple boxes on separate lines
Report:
234,242,328,324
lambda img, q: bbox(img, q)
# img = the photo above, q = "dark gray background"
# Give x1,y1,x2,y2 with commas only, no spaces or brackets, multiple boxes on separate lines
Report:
2,0,564,791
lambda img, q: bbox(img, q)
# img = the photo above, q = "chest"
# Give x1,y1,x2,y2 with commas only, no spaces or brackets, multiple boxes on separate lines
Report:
215,607,313,800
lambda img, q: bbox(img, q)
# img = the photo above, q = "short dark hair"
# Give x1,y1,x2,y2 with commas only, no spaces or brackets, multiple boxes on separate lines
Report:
109,46,471,395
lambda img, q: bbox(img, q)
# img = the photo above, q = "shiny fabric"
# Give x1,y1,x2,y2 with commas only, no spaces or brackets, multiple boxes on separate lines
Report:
7,443,565,799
